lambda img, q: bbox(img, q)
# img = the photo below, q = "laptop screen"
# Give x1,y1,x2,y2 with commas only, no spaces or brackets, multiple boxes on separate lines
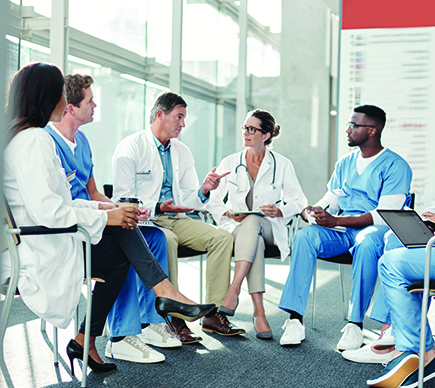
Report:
377,210,434,248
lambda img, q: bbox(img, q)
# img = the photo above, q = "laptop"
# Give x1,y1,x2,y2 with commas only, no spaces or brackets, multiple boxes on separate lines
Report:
377,209,435,248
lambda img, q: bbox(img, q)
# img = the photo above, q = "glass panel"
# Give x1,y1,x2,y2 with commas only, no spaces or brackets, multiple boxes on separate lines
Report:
67,57,146,189
179,95,216,181
247,35,280,77
68,0,172,65
183,2,238,88
19,39,50,67
182,2,218,85
5,36,19,82
145,0,172,66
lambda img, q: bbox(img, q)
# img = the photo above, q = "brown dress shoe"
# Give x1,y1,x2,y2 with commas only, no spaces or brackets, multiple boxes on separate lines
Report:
202,313,246,336
166,317,203,344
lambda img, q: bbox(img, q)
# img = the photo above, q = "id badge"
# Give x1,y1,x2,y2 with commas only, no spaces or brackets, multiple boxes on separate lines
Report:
66,170,76,183
137,170,152,181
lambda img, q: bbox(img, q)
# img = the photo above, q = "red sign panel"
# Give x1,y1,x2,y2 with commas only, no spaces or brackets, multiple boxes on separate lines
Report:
342,0,435,30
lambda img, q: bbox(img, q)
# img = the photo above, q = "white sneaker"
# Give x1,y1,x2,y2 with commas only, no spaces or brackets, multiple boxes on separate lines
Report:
373,327,395,349
342,345,395,364
280,319,305,345
105,335,165,363
337,323,363,351
138,323,182,348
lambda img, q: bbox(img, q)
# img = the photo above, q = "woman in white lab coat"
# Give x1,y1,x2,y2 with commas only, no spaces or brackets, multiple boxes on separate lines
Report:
207,109,307,339
3,62,215,374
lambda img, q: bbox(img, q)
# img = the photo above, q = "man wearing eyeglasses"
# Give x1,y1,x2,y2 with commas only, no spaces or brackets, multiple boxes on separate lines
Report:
112,91,245,343
279,105,413,352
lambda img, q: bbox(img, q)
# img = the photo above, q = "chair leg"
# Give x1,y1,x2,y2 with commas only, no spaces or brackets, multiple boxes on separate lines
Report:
74,305,79,334
199,254,203,304
53,326,59,366
312,263,317,330
339,264,348,321
0,232,20,369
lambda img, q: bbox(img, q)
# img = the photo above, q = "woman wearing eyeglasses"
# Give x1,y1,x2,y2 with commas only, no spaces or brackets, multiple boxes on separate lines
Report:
206,109,307,339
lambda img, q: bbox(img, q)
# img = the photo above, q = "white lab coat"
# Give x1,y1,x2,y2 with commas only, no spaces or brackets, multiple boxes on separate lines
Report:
2,128,107,329
112,128,204,216
206,149,307,261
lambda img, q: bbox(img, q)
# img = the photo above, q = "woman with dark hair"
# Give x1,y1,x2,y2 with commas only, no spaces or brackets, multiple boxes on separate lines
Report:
207,109,307,339
2,62,214,374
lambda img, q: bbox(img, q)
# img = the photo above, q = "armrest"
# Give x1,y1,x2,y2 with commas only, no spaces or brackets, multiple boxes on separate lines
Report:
17,225,78,235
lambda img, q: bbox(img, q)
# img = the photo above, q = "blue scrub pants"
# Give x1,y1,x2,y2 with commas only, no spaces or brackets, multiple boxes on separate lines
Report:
378,247,435,352
279,224,389,323
107,227,168,337
370,230,404,325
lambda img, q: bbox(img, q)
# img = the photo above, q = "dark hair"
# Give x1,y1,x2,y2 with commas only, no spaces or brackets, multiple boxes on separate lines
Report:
6,62,64,138
149,91,187,124
64,74,94,106
353,105,386,132
247,109,281,147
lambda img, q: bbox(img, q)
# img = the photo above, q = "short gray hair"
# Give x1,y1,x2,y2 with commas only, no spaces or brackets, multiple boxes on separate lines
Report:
149,91,187,124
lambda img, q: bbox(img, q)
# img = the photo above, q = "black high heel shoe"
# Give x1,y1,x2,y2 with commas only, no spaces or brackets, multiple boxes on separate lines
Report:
66,339,117,376
155,297,216,331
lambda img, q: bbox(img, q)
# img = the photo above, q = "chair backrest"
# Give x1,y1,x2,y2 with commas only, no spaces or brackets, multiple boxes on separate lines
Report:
103,184,113,199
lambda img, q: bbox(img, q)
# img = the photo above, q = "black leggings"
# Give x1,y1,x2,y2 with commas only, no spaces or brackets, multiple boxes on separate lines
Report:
79,226,167,336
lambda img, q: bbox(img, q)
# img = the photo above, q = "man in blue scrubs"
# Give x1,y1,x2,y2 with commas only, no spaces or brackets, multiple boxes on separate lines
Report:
279,105,413,351
45,74,181,364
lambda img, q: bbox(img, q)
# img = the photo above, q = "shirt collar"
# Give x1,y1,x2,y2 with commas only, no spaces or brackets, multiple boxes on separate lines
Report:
152,131,171,152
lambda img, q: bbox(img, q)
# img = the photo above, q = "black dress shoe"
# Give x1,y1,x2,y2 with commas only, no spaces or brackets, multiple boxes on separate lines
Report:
167,317,203,344
155,297,216,331
66,339,117,376
202,313,246,336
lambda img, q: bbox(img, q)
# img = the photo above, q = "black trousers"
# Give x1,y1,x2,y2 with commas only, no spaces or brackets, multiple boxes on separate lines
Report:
79,226,167,336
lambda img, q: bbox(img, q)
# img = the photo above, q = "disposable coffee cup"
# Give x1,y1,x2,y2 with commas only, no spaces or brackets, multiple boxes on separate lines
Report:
118,197,139,210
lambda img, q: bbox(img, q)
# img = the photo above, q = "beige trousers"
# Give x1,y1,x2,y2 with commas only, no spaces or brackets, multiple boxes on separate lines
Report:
232,215,274,294
155,215,233,306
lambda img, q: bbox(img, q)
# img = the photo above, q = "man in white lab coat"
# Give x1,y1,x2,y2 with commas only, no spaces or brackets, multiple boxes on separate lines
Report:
112,91,245,342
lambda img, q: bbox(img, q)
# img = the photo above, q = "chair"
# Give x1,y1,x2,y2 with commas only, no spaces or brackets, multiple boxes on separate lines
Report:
103,184,113,199
0,198,93,388
406,235,435,388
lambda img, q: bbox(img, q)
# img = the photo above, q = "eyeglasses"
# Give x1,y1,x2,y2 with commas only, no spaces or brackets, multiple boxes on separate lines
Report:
346,122,374,130
240,125,267,135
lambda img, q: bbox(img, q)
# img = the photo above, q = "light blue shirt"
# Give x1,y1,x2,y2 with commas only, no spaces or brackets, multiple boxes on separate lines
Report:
152,132,208,215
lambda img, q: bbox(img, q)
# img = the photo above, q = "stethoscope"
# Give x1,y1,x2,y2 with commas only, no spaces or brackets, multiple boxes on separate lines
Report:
235,151,277,189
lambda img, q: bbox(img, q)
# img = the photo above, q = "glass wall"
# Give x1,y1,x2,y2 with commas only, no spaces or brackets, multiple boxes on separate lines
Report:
6,0,281,190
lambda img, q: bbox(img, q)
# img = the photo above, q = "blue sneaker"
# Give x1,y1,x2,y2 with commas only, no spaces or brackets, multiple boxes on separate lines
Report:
367,351,419,387
401,357,435,387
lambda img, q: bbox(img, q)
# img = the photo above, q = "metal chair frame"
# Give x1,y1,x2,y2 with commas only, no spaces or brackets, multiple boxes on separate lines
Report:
0,205,93,388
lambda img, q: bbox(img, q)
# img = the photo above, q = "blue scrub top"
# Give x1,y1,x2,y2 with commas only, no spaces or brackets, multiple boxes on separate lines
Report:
328,148,412,216
44,124,94,201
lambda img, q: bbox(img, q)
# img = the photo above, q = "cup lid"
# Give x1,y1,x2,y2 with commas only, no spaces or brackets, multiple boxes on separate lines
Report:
119,197,140,203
